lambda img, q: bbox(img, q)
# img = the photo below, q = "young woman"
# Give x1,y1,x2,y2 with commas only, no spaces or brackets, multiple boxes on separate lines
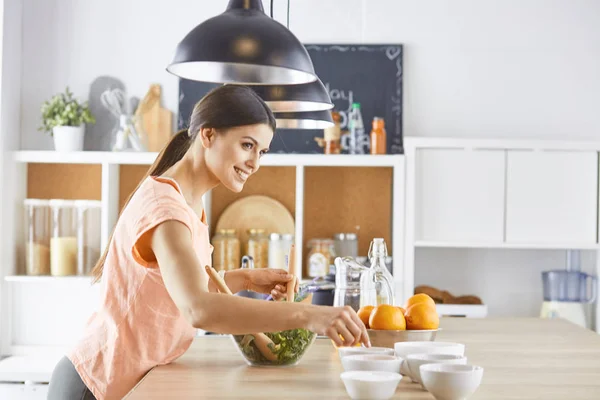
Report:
47,85,370,400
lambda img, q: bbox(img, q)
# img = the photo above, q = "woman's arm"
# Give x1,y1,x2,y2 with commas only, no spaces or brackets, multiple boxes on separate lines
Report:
150,220,369,346
207,268,248,294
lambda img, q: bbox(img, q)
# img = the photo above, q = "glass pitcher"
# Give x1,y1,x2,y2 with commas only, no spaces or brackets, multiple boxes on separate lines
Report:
333,257,377,312
368,238,395,306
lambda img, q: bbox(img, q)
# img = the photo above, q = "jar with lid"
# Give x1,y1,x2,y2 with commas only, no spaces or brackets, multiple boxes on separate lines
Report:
247,229,269,269
306,239,336,278
49,199,78,276
24,199,51,275
75,200,102,276
268,233,294,270
212,229,241,272
333,233,358,258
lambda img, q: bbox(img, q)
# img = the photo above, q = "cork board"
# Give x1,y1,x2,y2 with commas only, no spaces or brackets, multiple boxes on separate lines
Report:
210,167,296,234
27,164,101,200
119,165,151,210
303,167,392,274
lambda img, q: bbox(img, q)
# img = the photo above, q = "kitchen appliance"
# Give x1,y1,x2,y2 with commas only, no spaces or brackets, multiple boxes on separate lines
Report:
540,251,597,328
306,274,336,306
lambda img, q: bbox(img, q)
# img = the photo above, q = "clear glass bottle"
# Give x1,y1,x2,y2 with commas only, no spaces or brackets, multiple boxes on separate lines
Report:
247,229,269,269
368,238,395,306
24,199,51,276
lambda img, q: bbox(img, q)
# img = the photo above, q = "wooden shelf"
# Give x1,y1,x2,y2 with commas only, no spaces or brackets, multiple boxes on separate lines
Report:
414,241,600,250
13,151,402,167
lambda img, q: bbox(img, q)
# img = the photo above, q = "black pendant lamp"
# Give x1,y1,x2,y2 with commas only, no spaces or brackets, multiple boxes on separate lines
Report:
252,79,333,112
275,110,334,129
167,0,317,85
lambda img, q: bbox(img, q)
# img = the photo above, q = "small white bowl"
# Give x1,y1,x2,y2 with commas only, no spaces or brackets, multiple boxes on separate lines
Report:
338,346,396,359
340,370,402,400
405,353,467,384
394,342,465,376
420,364,484,400
341,354,403,374
394,341,465,358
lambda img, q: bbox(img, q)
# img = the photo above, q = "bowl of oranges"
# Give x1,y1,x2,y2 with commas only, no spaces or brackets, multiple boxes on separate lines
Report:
358,294,440,349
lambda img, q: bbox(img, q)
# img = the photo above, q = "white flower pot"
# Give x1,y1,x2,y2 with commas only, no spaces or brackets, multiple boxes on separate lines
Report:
52,125,85,152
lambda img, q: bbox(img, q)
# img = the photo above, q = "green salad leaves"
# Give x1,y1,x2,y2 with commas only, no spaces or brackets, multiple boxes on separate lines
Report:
233,288,316,366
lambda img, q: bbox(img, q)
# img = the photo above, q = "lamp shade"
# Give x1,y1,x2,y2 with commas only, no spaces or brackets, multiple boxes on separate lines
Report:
252,79,333,112
275,110,334,130
167,0,317,85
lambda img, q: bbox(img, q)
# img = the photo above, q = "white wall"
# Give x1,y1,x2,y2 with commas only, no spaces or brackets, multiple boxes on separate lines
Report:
19,0,600,149
16,0,600,319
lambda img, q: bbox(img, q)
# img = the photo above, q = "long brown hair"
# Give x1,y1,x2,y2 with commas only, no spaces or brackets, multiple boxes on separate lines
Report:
91,85,275,282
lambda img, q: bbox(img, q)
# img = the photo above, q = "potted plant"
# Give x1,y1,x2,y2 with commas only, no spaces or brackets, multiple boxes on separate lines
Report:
39,87,96,151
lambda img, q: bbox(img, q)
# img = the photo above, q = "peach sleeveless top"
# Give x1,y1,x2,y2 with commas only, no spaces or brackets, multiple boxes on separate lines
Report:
68,176,212,400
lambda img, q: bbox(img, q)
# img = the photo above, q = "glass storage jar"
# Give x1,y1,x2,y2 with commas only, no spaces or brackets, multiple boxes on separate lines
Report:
247,229,269,269
306,239,336,278
49,199,78,276
268,233,294,270
24,199,51,275
75,200,102,276
212,229,241,271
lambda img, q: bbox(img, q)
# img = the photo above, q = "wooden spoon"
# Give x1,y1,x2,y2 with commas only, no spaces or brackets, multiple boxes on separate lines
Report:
286,245,297,302
204,266,279,361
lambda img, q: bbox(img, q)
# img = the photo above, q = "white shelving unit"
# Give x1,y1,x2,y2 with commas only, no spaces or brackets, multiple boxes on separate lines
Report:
403,136,600,333
1,150,406,358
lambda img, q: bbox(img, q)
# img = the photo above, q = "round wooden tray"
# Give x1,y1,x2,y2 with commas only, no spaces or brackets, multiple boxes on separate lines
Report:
215,195,295,246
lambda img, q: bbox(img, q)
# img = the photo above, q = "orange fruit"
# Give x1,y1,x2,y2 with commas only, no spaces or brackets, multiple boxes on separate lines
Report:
404,302,440,330
398,307,406,315
369,304,406,331
357,305,375,329
404,293,436,310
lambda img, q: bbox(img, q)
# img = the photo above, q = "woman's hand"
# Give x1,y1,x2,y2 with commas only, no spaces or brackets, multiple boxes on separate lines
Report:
243,268,299,300
306,305,371,348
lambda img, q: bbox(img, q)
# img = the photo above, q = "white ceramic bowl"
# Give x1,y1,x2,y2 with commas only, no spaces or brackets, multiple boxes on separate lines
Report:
405,353,467,384
341,354,403,374
420,364,484,400
340,371,402,400
338,346,396,359
394,341,465,376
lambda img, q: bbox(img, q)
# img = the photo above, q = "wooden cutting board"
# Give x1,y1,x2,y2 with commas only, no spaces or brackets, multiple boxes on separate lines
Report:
135,84,173,152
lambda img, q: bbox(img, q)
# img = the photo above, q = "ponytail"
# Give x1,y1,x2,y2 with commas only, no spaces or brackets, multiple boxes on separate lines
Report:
90,129,192,283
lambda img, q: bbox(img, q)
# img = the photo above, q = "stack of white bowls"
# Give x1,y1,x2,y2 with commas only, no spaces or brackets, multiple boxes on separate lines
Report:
338,342,483,400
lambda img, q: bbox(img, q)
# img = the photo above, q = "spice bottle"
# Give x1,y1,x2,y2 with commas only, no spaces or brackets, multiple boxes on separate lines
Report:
370,117,387,155
324,111,342,154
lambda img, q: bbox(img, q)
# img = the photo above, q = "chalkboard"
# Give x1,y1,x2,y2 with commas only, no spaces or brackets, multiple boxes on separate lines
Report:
178,44,403,154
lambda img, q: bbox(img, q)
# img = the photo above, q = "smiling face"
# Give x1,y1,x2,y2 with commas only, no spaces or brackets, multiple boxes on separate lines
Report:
202,123,274,193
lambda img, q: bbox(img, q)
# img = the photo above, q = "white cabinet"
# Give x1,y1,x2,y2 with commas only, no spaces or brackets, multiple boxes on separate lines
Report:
415,148,505,244
505,150,598,245
0,384,48,400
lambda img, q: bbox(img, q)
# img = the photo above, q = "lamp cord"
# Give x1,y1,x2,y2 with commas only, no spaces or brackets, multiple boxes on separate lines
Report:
270,0,273,18
287,0,290,28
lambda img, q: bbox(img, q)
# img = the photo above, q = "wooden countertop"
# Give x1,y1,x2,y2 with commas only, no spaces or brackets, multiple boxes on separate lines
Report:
125,318,600,399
